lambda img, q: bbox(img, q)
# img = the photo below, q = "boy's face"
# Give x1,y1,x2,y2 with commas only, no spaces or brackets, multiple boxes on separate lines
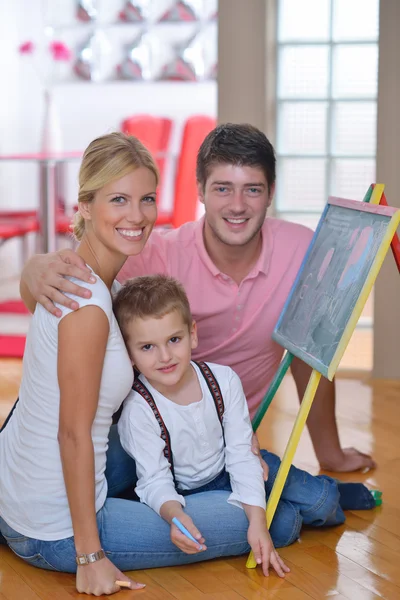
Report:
198,163,274,249
125,310,198,390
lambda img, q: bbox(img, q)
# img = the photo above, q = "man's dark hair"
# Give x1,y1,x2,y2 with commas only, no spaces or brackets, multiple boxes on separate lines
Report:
196,123,276,193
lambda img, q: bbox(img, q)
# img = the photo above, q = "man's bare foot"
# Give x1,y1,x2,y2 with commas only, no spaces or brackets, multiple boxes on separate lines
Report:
319,447,377,473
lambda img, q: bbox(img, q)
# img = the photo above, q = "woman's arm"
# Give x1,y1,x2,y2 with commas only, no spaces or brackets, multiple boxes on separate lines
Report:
57,304,109,553
58,305,145,595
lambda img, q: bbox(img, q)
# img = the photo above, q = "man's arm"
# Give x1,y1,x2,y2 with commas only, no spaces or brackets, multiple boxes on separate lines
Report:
20,250,95,316
290,357,376,472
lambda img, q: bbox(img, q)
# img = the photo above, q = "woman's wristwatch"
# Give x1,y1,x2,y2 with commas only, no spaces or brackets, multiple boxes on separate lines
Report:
76,549,106,566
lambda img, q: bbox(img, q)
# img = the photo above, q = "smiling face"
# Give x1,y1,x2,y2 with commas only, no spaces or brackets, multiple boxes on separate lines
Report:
80,167,157,258
198,164,274,248
125,309,198,394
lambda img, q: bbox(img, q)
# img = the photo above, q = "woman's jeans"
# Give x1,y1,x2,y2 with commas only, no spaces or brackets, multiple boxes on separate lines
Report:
0,425,347,573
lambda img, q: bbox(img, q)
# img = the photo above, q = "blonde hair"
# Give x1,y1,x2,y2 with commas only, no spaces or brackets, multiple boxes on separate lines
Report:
73,132,159,241
113,275,193,345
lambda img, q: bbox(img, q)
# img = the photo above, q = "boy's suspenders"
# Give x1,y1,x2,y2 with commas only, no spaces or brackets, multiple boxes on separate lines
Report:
132,361,225,482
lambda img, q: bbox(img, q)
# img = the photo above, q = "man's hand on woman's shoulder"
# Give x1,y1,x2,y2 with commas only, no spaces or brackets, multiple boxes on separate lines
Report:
20,249,96,317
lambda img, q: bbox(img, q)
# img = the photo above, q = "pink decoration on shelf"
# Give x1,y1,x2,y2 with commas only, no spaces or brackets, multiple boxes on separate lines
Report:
208,61,217,80
18,40,72,67
117,34,152,80
118,0,149,22
73,31,112,82
160,31,206,81
49,41,72,62
18,41,35,54
76,0,98,22
159,0,202,22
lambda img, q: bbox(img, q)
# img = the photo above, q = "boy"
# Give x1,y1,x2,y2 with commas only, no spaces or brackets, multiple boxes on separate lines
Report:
114,275,377,577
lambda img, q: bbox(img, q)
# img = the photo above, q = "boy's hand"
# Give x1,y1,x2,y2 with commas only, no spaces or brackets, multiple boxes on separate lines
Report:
170,513,207,555
247,519,290,578
251,433,269,480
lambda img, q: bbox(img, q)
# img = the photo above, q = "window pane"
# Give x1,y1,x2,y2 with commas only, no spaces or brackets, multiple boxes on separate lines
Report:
278,46,330,98
332,45,378,98
278,0,331,42
331,158,376,199
277,212,320,230
331,102,377,156
333,0,379,41
276,158,327,211
278,102,328,155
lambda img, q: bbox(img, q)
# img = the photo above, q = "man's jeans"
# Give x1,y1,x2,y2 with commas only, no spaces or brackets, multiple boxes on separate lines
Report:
180,449,346,547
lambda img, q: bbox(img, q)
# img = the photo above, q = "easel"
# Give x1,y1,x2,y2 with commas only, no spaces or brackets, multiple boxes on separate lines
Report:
250,184,400,433
246,189,400,569
364,183,400,272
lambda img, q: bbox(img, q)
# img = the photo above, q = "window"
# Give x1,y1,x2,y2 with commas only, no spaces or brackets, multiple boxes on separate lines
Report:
275,0,379,370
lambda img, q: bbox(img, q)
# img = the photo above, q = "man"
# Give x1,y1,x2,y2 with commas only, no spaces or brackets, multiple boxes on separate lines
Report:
21,123,375,472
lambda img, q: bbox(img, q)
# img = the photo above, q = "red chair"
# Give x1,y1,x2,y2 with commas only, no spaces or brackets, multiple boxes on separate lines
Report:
0,216,40,264
0,210,37,219
156,115,216,229
56,211,73,236
121,115,172,182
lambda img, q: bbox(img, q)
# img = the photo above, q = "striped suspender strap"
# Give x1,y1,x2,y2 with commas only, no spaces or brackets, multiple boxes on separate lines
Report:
132,363,225,481
193,361,225,430
132,372,176,482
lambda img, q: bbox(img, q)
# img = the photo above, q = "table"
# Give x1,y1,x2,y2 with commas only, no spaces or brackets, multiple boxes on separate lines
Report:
0,151,82,253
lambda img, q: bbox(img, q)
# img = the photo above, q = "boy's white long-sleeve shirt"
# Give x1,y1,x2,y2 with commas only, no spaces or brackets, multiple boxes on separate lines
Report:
118,361,266,515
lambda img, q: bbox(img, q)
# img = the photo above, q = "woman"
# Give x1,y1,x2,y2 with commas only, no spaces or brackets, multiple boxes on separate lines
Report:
0,133,250,596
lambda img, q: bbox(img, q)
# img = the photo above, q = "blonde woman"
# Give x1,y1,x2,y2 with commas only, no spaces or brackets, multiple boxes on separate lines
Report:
0,133,250,596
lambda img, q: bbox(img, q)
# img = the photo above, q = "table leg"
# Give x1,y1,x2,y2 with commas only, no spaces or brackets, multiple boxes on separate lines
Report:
39,161,57,253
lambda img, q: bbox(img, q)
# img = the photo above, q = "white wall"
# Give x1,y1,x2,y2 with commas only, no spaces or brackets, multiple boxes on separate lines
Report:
0,0,217,214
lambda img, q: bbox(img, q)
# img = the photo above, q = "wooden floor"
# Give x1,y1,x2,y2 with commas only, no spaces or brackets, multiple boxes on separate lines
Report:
1,359,400,599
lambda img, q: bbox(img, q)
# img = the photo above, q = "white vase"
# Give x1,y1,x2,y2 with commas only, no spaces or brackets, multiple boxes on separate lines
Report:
41,88,63,153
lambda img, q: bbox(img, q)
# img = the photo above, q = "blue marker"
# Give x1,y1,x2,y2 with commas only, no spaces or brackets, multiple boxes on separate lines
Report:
172,517,203,549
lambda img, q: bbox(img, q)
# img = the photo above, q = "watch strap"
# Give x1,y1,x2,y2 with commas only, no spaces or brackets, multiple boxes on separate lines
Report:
76,549,105,566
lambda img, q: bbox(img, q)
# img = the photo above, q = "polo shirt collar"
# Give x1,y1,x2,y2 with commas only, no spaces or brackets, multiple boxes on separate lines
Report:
194,216,272,278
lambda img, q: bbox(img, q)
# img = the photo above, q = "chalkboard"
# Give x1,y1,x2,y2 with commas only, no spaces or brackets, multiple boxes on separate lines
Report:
273,197,400,380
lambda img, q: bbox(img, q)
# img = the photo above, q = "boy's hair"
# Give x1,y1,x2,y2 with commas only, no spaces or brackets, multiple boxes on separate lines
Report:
196,123,276,193
114,274,193,343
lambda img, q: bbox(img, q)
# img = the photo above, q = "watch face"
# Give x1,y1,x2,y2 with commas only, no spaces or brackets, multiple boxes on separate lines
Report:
77,556,87,565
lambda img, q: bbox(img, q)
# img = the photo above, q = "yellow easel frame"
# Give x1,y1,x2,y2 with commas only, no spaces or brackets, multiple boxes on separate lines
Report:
246,187,400,569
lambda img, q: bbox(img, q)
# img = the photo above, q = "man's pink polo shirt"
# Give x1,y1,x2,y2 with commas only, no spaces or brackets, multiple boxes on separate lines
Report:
118,217,313,418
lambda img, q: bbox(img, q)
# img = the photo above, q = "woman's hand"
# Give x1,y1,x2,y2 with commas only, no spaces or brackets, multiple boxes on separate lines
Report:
76,556,145,596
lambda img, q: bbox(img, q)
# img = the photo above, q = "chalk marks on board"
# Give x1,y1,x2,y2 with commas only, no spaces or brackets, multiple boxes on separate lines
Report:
273,197,400,377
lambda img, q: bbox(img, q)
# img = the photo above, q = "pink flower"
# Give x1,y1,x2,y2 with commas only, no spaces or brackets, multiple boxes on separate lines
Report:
18,41,35,54
49,41,72,62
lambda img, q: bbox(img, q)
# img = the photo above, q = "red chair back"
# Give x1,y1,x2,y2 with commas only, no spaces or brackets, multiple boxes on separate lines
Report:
172,115,216,228
121,115,172,180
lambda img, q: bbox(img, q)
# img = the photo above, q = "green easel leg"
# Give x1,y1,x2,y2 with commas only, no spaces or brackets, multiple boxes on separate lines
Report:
362,184,374,203
252,352,294,432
